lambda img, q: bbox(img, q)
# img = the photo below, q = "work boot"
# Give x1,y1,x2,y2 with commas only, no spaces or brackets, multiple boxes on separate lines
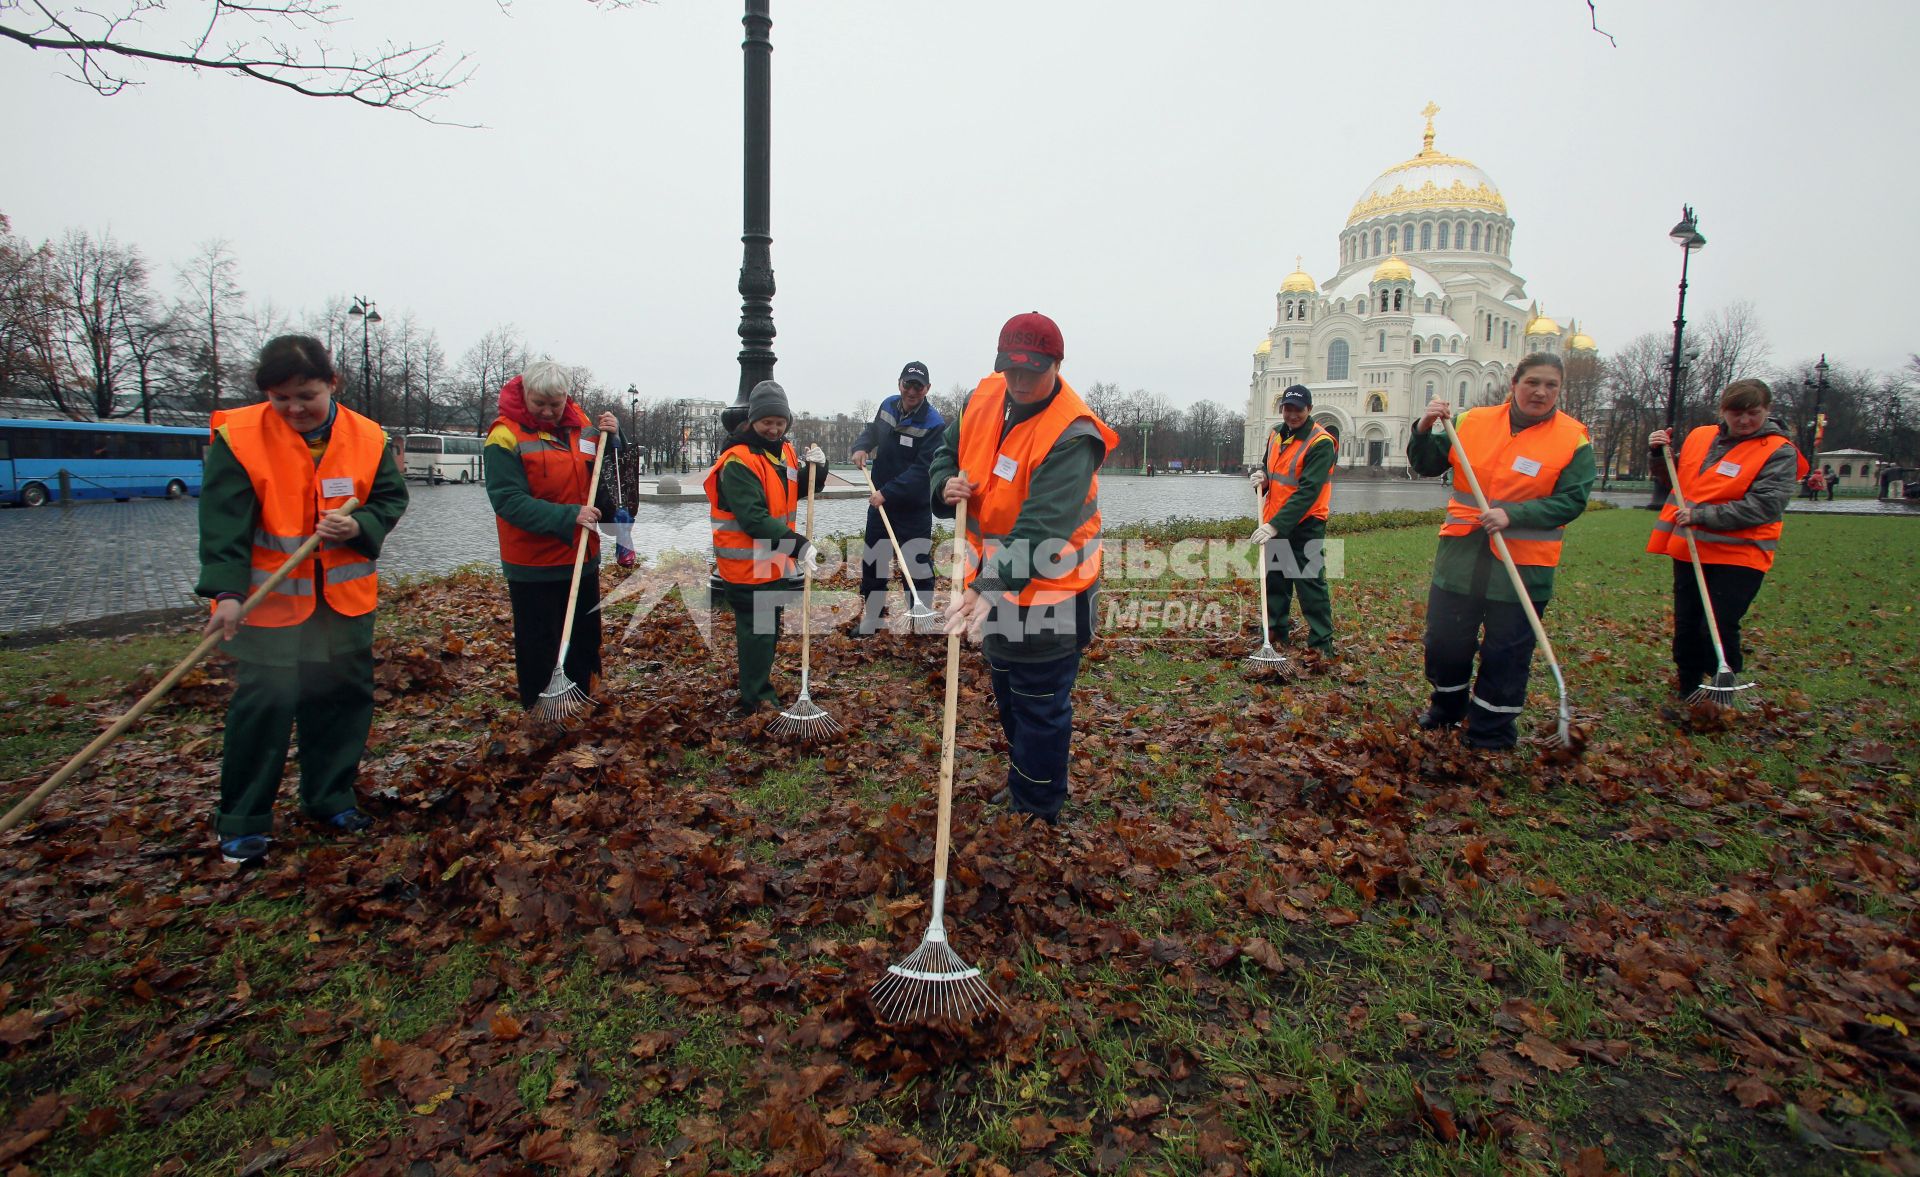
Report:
219,834,271,864
1416,707,1462,731
325,807,374,834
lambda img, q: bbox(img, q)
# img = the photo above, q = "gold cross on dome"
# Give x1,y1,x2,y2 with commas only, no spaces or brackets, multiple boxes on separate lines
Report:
1420,101,1440,154
1295,254,1303,271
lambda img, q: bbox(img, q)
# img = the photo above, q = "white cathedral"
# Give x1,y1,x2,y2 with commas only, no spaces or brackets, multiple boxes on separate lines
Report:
1246,105,1596,470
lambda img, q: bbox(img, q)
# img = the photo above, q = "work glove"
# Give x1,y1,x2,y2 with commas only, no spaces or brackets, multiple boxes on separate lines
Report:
1248,522,1276,546
1248,468,1267,487
802,443,826,466
798,541,820,576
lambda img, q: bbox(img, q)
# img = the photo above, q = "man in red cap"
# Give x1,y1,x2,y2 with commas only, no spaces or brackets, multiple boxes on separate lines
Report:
927,312,1118,826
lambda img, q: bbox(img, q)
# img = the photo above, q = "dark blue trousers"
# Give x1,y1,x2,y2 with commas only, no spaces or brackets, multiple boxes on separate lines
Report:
986,650,1082,822
856,506,936,629
1422,583,1547,749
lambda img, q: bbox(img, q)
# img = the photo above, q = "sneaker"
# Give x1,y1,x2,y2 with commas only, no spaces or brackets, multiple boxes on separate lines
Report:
326,807,374,833
219,834,270,864
1416,707,1462,731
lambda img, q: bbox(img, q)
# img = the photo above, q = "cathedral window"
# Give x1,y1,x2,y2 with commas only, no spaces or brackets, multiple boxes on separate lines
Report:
1367,394,1386,413
1393,289,1403,311
1451,338,1459,354
1485,317,1493,342
1372,229,1382,255
1285,302,1293,321
1327,339,1350,380
1412,338,1421,354
1378,329,1387,352
1438,222,1450,249
1458,380,1468,406
1388,226,1398,253
1426,380,1435,398
1420,222,1432,250
1425,296,1434,313
1471,223,1482,251
1284,338,1291,358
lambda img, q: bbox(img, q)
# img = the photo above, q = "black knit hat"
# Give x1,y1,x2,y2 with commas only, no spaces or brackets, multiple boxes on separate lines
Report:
747,380,791,423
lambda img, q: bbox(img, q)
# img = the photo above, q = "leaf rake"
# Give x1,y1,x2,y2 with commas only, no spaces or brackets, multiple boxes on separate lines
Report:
770,455,840,741
1661,444,1755,710
871,498,1002,1024
535,425,609,722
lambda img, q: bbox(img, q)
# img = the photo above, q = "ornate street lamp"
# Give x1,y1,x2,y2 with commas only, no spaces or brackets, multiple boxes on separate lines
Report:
1806,354,1830,458
723,0,775,435
1649,207,1704,506
347,297,382,414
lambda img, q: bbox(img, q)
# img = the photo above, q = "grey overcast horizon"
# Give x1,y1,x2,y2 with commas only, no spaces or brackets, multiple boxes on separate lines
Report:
3,0,1913,416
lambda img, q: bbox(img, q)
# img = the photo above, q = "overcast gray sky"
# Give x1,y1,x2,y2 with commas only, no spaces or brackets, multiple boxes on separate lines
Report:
3,0,1914,416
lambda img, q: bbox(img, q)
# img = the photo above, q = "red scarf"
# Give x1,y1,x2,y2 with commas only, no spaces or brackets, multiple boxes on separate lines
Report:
495,375,587,433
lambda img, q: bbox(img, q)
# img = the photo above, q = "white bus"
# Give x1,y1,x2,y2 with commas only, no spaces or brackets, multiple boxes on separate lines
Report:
403,433,485,484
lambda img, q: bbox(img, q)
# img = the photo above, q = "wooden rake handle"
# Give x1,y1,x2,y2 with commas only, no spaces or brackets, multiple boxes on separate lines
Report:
556,434,610,658
932,498,967,887
1435,416,1561,667
863,466,921,605
1659,443,1734,667
0,496,362,834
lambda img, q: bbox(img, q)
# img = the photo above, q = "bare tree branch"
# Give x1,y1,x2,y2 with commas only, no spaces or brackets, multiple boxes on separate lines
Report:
2,1,477,121
1587,0,1616,46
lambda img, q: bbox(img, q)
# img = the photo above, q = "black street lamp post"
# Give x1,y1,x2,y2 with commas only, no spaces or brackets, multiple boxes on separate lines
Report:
723,0,775,435
1649,207,1705,507
1805,354,1830,460
347,297,382,415
627,383,639,479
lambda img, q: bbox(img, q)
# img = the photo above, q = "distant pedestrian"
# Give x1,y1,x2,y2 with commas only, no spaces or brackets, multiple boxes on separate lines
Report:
1822,464,1837,500
1803,468,1825,500
1406,353,1593,750
484,362,620,710
846,362,944,635
1647,379,1805,703
198,335,410,864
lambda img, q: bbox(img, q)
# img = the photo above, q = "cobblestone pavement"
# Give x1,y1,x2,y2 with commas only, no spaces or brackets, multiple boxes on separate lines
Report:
1,479,1905,635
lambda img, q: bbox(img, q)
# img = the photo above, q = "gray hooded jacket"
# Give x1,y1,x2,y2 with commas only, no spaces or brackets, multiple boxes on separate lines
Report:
1650,417,1800,532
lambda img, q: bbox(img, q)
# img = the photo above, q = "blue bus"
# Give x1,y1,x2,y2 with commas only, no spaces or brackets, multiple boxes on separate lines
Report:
0,418,205,507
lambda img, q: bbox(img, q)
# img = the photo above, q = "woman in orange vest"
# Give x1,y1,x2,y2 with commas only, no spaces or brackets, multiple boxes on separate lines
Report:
704,380,827,716
928,312,1118,825
197,335,410,864
1406,354,1593,750
1647,378,1804,702
483,361,621,710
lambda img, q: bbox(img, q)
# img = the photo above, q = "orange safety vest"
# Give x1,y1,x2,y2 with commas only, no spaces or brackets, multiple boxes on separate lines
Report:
211,401,386,627
955,375,1119,606
1646,426,1793,571
490,417,603,569
1439,403,1590,567
704,440,799,585
1261,422,1335,525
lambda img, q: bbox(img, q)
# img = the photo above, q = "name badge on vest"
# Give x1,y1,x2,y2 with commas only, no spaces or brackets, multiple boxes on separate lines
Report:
578,438,596,456
321,476,355,498
1511,456,1542,478
992,454,1019,482
898,435,914,448
1715,460,1741,477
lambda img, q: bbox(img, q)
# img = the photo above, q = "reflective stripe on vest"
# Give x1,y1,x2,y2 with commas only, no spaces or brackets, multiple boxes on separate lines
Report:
1262,424,1334,524
704,440,799,585
953,374,1119,606
1644,427,1791,571
1437,404,1589,568
490,416,601,569
215,401,386,626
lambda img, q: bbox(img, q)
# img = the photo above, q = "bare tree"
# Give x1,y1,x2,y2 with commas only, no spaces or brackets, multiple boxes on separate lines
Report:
0,215,61,406
176,238,243,414
1600,333,1669,481
459,325,526,433
52,228,148,417
1689,300,1770,427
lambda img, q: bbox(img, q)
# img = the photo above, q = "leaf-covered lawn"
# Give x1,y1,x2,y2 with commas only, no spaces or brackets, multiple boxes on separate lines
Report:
0,509,1916,1175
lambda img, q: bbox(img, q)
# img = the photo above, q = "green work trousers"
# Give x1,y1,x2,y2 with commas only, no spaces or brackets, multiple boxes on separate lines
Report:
1262,533,1334,655
715,579,796,707
216,648,374,837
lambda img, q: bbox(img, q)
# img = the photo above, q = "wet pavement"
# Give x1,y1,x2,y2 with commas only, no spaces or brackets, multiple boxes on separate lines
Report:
0,475,1910,635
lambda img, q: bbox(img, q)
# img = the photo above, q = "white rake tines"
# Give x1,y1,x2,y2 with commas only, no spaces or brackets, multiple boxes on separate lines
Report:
770,693,840,740
870,936,1003,1023
534,672,591,721
1688,675,1756,708
1246,643,1288,669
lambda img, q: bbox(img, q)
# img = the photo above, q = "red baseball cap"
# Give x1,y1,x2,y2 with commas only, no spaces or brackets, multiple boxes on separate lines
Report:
994,311,1063,373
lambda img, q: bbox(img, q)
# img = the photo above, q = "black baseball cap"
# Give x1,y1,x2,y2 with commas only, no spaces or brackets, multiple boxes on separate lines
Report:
1281,384,1313,407
899,361,930,387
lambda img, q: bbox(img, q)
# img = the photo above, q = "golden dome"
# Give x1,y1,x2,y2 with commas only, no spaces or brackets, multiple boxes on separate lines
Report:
1347,103,1506,227
1255,339,1272,356
1372,255,1412,283
1569,331,1597,352
1525,314,1561,337
1281,254,1317,293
